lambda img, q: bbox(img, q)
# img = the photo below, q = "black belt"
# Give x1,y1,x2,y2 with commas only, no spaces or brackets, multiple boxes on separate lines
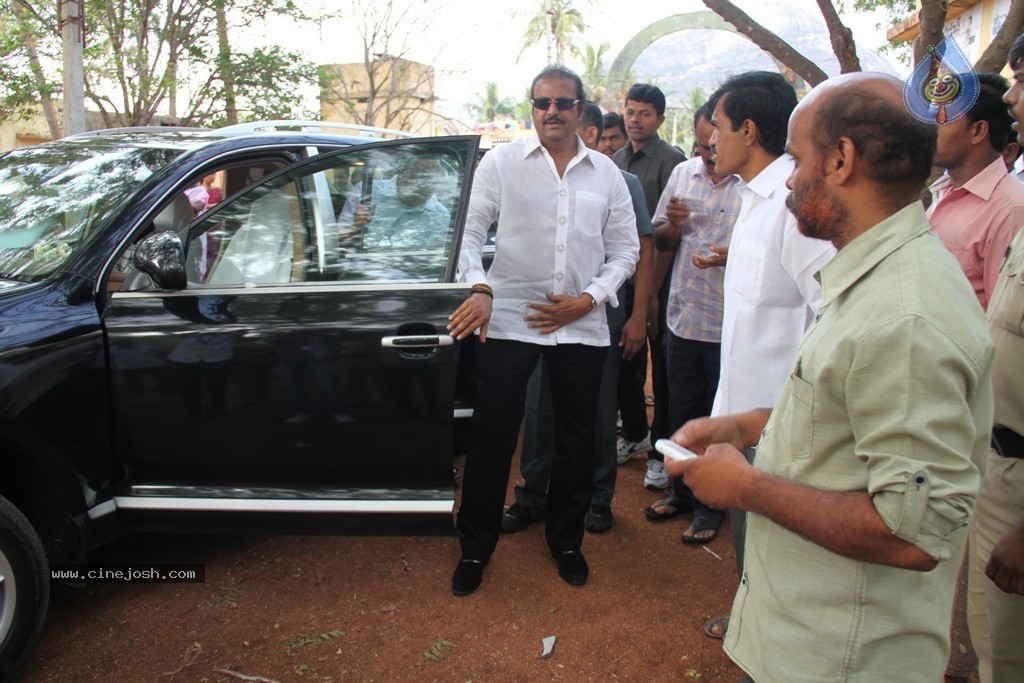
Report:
992,426,1024,459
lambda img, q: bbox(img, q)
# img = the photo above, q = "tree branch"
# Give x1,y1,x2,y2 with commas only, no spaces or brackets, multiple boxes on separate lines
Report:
914,0,949,67
816,0,861,73
975,0,1024,73
702,0,829,86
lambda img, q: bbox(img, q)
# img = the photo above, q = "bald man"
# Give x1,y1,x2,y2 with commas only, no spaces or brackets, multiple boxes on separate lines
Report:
664,73,995,681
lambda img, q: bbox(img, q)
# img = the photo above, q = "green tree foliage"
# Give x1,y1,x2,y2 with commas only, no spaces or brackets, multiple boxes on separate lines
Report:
468,82,516,122
0,1,60,126
580,42,609,104
514,87,534,123
518,0,589,65
847,0,918,67
0,0,321,132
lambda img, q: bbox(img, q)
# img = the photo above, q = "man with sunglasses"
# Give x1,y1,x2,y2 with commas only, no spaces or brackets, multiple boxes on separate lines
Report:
447,66,639,597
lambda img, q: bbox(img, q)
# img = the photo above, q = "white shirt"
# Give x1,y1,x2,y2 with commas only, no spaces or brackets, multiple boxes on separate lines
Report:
460,136,639,347
711,154,835,415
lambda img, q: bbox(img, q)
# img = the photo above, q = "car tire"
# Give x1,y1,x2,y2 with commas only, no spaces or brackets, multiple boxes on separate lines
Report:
0,495,49,680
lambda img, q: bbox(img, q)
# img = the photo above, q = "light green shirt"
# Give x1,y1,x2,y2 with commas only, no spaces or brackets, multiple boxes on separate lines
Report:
726,203,994,682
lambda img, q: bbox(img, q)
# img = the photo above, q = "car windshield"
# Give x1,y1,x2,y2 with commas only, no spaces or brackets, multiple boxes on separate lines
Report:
0,140,187,282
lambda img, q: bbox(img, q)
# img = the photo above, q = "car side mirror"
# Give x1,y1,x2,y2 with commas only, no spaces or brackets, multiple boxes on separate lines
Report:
131,232,186,291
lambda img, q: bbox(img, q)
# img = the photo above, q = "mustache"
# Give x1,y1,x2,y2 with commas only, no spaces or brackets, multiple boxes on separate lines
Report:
543,116,565,125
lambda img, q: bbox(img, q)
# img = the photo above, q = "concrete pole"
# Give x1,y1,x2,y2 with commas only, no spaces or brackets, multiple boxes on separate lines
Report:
61,0,86,136
545,0,552,65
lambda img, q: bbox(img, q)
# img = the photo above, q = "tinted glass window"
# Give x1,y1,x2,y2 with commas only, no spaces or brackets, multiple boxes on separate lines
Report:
185,142,468,286
0,141,183,282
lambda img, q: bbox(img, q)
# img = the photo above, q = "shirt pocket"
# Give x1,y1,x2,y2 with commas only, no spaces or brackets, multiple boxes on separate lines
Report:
572,190,609,239
989,246,1024,335
780,371,814,459
730,239,765,300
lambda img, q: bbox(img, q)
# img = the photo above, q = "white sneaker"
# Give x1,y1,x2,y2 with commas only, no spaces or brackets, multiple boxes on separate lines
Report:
644,459,670,490
616,432,652,465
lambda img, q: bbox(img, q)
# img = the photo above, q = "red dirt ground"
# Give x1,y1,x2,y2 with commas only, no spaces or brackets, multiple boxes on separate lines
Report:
17,427,744,682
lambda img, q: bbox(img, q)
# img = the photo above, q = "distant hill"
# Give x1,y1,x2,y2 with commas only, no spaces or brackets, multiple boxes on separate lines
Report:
629,3,897,106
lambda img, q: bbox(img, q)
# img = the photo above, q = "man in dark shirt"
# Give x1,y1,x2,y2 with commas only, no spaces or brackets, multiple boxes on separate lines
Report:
612,83,686,492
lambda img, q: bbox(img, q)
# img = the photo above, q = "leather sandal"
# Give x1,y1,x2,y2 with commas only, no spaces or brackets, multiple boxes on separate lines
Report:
704,615,729,639
681,515,722,544
643,495,687,521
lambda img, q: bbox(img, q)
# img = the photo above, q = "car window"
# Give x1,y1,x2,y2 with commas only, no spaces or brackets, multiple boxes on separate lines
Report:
0,142,182,282
186,141,469,286
190,180,306,286
111,159,288,292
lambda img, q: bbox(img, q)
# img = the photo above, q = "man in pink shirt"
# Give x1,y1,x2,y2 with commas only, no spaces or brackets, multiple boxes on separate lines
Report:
928,71,1024,683
929,72,1024,311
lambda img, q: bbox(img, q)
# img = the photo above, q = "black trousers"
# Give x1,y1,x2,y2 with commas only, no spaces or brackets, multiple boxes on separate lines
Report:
456,338,605,560
618,277,672,452
616,284,650,443
666,334,725,524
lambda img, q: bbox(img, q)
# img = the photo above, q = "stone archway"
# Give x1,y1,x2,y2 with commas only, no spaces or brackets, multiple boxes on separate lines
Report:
604,11,805,109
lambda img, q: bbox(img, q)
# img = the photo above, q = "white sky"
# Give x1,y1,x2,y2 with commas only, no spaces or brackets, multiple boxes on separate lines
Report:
261,0,906,122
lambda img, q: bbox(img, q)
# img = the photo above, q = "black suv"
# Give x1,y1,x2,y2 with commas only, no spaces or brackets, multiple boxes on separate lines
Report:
0,124,481,676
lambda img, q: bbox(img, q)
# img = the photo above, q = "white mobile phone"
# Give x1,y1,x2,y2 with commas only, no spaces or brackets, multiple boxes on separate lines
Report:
655,438,699,461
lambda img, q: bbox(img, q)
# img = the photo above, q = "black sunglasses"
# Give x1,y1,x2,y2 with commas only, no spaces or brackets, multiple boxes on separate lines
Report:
531,97,580,111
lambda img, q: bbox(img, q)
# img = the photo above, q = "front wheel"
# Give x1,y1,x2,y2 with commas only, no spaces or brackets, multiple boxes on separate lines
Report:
0,495,49,680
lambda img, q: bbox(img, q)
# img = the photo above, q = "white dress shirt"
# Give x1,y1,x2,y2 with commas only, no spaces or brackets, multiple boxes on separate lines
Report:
459,136,639,347
711,154,835,415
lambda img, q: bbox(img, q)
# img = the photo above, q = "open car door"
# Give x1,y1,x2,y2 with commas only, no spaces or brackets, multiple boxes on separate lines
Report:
103,136,479,534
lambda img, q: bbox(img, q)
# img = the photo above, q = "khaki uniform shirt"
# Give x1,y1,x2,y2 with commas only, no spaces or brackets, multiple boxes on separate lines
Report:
725,203,994,682
990,228,1024,434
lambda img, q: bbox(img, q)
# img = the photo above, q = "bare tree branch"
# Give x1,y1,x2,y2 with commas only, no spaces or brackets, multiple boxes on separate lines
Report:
816,0,861,73
702,0,829,86
320,0,444,132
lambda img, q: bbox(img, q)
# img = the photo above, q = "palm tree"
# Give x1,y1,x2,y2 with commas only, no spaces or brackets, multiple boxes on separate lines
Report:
514,87,534,124
580,42,609,104
683,86,707,122
517,0,589,65
667,86,709,152
468,81,516,122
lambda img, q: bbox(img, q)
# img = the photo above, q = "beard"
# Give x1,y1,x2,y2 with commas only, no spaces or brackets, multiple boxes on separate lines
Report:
785,173,847,244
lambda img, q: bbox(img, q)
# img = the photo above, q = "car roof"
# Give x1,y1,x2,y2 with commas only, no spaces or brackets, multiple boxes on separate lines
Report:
59,120,416,148
48,128,379,152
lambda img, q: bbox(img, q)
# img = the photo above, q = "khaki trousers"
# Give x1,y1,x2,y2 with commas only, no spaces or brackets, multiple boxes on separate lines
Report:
967,450,1024,683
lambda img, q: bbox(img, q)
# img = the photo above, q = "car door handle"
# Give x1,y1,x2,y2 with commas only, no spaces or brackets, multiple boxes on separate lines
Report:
381,335,455,348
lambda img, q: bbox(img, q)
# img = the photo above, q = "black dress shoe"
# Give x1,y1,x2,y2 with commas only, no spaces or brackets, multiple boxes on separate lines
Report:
552,549,588,586
451,558,487,597
584,505,613,533
500,504,545,533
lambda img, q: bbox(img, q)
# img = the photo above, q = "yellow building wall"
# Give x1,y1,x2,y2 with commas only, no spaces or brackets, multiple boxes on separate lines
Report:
320,58,438,136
